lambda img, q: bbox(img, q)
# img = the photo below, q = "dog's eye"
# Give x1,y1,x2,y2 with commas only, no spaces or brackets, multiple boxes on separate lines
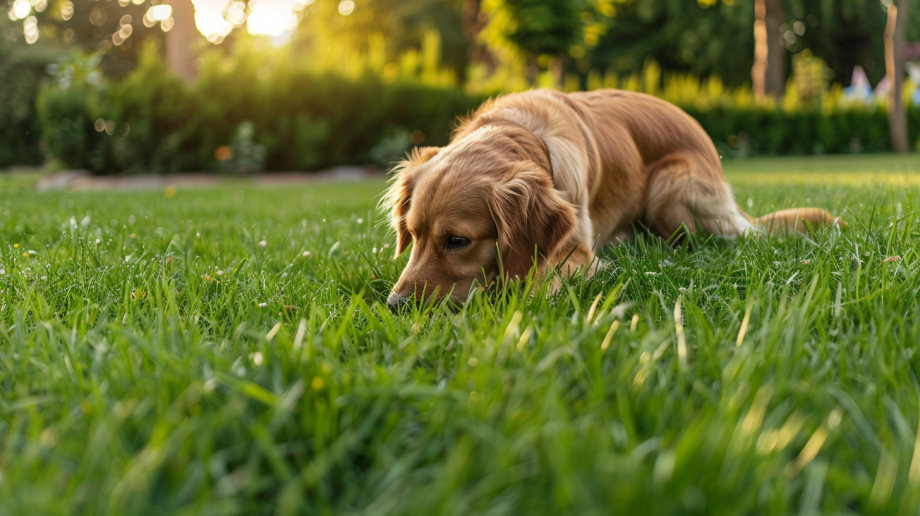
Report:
445,236,471,249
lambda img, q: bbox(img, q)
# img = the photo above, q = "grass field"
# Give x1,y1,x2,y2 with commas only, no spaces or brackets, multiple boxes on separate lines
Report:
2,154,920,515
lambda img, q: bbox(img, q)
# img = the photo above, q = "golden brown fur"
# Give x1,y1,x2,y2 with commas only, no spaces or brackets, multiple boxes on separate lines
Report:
382,89,845,305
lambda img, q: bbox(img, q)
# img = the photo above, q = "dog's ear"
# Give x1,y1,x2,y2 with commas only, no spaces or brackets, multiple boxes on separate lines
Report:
489,163,577,280
380,146,440,257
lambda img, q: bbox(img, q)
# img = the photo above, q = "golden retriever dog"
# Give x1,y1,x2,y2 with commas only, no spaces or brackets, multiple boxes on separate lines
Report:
383,89,844,307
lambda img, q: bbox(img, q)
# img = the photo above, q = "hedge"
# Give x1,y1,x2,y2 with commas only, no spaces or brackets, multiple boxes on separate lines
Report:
18,49,920,174
33,48,486,174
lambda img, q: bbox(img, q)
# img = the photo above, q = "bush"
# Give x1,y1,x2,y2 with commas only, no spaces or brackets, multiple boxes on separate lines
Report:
0,18,61,168
30,47,920,175
34,46,485,174
36,79,113,172
687,104,912,156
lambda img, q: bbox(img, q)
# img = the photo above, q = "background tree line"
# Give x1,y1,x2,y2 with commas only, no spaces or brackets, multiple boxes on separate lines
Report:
6,0,917,86
3,0,920,170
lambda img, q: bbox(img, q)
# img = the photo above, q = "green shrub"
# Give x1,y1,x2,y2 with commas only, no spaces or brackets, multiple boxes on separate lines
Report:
34,47,485,174
105,45,199,174
36,82,112,172
220,121,266,175
29,48,919,175
0,18,60,168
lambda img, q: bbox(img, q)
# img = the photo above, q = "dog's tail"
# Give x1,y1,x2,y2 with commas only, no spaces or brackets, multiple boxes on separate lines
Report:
737,206,847,235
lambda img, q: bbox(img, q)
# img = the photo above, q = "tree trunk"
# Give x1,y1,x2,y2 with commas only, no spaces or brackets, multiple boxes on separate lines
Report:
549,57,564,90
764,0,785,99
165,0,197,83
462,0,485,62
885,0,909,152
752,0,767,100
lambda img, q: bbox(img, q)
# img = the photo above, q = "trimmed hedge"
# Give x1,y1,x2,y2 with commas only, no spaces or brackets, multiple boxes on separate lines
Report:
24,49,920,174
35,48,486,174
688,105,920,156
0,39,55,168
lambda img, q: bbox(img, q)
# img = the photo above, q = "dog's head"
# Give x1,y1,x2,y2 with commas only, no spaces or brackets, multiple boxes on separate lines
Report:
381,126,577,307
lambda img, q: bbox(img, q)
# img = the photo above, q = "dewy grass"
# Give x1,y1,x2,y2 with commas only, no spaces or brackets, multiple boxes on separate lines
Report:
1,154,919,515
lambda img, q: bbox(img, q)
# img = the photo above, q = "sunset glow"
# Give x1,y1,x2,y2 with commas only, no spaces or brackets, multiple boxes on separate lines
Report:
191,0,233,42
246,0,300,36
186,0,307,41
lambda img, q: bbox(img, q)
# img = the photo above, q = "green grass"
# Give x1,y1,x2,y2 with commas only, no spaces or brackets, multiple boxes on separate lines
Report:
2,154,920,515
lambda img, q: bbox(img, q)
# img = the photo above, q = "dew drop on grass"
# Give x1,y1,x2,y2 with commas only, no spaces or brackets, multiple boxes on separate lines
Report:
203,378,218,392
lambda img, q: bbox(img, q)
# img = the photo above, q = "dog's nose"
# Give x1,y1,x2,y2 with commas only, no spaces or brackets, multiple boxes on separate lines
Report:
387,292,409,310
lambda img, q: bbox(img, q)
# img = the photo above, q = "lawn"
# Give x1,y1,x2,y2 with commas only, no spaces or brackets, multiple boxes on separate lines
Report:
1,154,919,515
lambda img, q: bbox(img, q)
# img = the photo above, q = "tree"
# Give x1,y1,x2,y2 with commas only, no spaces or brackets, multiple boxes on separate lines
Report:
5,0,170,76
165,0,197,82
293,0,471,78
885,0,909,152
752,0,785,100
588,0,755,88
480,0,586,85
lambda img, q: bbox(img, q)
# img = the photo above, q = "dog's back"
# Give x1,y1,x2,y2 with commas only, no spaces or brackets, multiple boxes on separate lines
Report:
455,89,842,243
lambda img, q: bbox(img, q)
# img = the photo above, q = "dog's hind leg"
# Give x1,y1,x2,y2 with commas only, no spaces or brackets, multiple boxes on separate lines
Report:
747,207,847,235
643,156,754,241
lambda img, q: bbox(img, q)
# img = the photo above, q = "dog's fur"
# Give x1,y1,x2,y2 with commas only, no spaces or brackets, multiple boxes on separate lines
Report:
383,89,845,304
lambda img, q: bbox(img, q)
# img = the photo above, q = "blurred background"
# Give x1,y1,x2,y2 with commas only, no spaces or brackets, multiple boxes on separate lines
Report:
2,0,919,175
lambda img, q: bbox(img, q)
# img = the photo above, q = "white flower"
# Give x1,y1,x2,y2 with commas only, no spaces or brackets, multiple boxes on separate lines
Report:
357,218,363,224
252,352,263,365
302,251,311,257
216,270,223,276
258,240,267,248
258,302,267,307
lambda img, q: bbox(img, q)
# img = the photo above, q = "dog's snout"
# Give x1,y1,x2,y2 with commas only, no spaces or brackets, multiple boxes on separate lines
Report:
387,292,409,310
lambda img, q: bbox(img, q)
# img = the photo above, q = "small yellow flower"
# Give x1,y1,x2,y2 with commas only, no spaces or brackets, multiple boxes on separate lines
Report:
13,244,19,248
164,186,177,198
311,376,324,391
22,252,28,258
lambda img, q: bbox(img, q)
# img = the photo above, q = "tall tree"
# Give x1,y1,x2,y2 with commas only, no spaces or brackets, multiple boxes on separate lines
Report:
462,0,493,73
165,0,197,82
588,1,755,88
764,0,786,98
753,0,785,100
480,0,585,85
753,0,768,99
884,0,909,152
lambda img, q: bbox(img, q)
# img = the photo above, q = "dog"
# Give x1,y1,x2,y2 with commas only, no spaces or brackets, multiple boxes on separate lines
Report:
382,89,845,307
